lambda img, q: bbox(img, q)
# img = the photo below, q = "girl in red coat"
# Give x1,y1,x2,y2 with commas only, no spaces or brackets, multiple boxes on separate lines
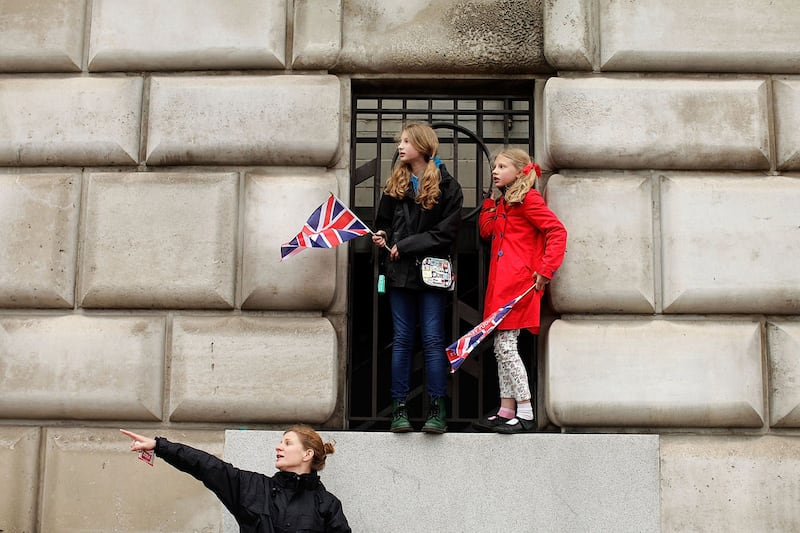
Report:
473,148,567,434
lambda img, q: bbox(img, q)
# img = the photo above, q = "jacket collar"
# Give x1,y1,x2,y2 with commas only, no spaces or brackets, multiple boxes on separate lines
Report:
274,470,321,490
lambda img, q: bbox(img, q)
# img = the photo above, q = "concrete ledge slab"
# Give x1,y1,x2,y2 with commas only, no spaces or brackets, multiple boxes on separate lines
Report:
224,430,660,533
661,435,800,533
41,428,224,532
547,319,764,428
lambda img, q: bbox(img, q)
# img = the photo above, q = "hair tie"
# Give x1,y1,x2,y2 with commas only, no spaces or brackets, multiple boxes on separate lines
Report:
523,162,541,178
431,155,442,167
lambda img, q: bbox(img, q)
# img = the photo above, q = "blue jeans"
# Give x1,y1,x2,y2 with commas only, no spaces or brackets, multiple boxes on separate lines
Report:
388,287,449,400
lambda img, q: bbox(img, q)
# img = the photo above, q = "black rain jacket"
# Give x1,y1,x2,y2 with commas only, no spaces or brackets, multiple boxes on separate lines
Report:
155,438,351,533
375,163,463,290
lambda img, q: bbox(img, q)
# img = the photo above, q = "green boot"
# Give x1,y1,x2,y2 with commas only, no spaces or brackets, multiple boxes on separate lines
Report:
422,397,447,434
390,400,413,433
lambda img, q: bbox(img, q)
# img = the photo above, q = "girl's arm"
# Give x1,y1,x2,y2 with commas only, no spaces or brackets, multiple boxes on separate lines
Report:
524,190,568,279
478,197,498,241
121,429,260,525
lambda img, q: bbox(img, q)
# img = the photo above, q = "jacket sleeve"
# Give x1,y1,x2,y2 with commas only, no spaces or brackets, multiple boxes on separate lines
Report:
396,179,464,256
154,438,264,524
523,190,567,279
478,197,498,241
325,495,352,532
375,194,397,242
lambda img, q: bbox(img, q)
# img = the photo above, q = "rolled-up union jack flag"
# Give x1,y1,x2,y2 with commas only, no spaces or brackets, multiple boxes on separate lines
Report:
446,284,535,373
280,194,370,260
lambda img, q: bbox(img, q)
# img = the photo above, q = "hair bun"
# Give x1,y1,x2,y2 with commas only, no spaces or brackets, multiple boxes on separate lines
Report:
323,441,336,455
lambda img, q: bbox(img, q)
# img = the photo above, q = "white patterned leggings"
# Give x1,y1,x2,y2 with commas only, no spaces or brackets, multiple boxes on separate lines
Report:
493,329,531,402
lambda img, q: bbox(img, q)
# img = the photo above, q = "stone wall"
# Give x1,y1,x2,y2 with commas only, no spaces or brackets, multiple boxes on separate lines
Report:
1,0,799,531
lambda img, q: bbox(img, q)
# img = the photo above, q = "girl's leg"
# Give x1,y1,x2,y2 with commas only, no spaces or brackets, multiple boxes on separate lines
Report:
418,289,448,400
388,288,417,401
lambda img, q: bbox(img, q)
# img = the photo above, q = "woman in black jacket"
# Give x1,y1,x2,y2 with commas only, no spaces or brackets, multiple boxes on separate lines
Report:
372,122,464,434
120,426,350,533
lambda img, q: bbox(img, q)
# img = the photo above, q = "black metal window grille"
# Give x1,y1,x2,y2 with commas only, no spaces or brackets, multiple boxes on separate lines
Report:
348,86,535,431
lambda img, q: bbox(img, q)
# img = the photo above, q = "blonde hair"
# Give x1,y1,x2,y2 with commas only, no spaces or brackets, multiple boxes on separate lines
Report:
494,148,538,204
285,424,336,472
384,122,441,210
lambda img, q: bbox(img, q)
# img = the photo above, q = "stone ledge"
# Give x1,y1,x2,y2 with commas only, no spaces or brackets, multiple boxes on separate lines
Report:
224,430,660,533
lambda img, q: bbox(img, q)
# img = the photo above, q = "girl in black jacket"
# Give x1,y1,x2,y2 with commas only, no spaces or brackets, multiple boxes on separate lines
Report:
371,122,464,434
120,426,350,533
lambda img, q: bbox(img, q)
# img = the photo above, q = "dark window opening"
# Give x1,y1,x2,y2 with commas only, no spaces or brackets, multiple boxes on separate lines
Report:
347,81,536,431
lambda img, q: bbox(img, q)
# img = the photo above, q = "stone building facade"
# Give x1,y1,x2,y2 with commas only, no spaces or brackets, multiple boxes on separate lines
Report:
1,0,799,531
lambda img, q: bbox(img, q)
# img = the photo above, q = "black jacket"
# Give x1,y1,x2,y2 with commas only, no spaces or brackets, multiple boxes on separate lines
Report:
375,163,463,290
155,438,351,533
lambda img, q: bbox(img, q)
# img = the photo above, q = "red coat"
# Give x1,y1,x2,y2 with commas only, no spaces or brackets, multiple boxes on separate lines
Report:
479,190,567,334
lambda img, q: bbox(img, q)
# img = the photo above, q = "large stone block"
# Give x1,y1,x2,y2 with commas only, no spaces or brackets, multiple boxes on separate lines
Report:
0,76,142,166
79,172,238,309
88,0,285,71
336,0,550,74
0,172,80,308
547,319,764,428
0,427,40,533
169,316,338,423
661,174,800,313
293,0,341,69
544,77,771,170
242,171,340,310
768,320,800,428
543,0,595,71
599,0,800,73
0,0,85,72
40,428,223,532
145,75,341,166
224,430,660,533
773,78,800,170
0,315,164,420
661,435,800,532
546,172,655,313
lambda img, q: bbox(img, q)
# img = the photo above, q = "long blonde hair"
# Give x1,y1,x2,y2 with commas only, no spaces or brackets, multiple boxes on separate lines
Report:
384,122,441,210
494,148,540,204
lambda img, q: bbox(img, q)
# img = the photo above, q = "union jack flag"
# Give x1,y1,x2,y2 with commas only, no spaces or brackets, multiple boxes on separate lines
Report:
447,284,535,373
280,194,370,260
